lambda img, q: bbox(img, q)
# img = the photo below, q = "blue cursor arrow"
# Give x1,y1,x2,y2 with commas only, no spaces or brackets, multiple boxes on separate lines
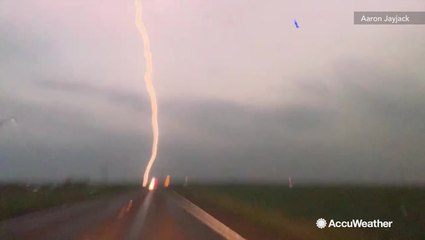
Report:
294,19,299,28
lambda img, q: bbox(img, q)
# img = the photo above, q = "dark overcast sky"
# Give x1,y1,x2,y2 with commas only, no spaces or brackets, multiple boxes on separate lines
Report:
1,0,424,184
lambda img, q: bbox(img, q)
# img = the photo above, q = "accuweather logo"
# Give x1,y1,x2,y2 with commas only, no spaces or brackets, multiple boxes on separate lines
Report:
316,218,393,229
316,218,327,229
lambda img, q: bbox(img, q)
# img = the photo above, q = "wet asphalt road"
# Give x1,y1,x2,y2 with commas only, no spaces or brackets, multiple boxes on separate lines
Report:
0,190,225,240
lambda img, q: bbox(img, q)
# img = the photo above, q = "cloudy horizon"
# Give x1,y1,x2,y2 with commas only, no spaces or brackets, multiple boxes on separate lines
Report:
1,0,424,185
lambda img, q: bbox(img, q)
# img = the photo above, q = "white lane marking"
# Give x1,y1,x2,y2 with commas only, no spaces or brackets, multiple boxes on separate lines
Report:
170,190,246,240
126,191,154,240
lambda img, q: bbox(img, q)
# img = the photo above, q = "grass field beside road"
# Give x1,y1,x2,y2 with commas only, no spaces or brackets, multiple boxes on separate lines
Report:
178,184,425,240
0,183,138,221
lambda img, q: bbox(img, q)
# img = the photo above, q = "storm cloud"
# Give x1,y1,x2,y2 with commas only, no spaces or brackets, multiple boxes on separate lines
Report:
1,0,424,184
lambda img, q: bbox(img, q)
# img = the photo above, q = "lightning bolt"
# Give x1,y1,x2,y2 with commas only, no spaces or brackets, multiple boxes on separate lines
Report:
135,0,159,187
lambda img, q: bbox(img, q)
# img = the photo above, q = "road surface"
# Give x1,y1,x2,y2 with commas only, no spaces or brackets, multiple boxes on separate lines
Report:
0,189,245,240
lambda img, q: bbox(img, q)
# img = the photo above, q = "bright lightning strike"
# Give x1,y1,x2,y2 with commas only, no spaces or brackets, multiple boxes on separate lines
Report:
135,0,159,187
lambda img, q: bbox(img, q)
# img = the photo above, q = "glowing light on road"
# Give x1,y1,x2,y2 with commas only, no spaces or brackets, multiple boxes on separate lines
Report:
117,200,134,219
135,0,159,187
164,175,170,187
148,177,156,191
